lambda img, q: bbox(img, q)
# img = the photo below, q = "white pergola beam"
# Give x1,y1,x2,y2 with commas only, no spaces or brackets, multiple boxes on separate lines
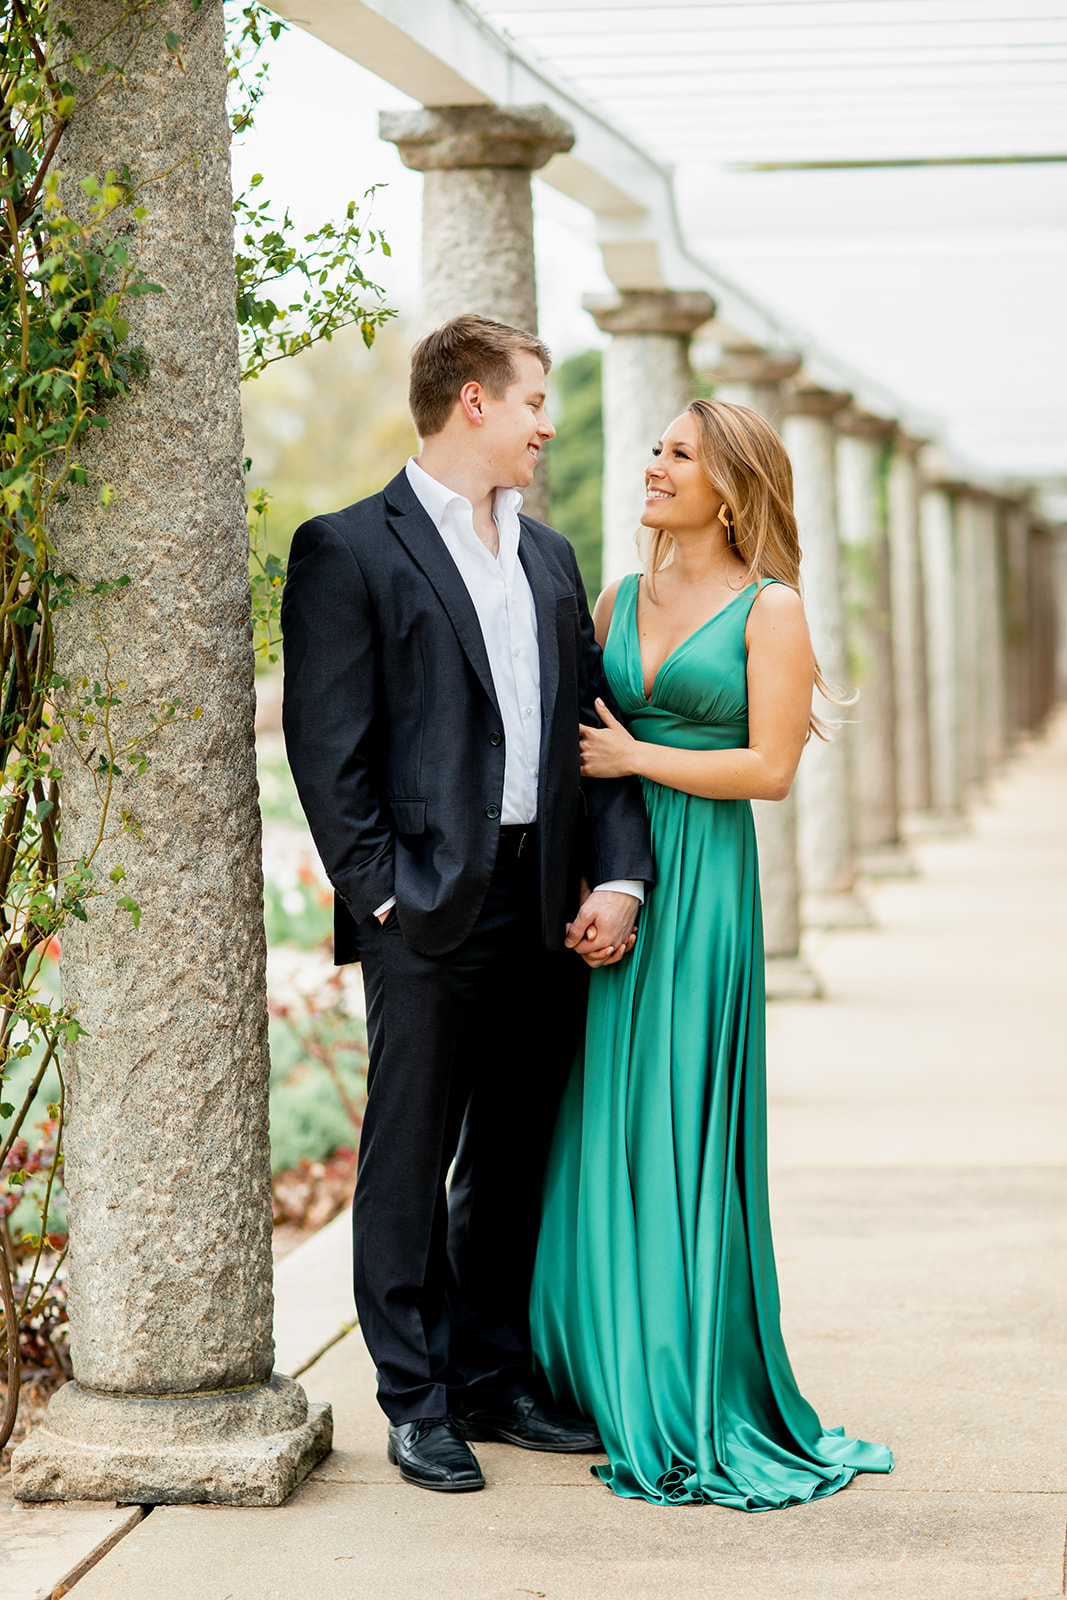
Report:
267,0,939,434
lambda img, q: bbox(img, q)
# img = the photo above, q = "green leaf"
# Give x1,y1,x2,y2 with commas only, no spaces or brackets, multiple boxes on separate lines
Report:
0,1103,14,1120
117,895,141,929
109,863,126,884
64,1020,87,1044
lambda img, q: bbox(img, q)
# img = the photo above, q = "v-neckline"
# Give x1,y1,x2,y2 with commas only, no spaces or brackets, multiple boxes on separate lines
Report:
636,579,759,704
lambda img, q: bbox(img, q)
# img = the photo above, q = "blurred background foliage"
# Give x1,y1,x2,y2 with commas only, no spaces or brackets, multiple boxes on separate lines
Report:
242,323,604,600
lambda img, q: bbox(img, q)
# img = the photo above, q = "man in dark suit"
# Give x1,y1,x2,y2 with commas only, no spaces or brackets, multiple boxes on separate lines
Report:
281,314,652,1493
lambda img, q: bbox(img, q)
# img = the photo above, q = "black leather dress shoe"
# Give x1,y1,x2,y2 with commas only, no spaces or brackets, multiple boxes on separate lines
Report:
387,1417,485,1492
463,1393,603,1453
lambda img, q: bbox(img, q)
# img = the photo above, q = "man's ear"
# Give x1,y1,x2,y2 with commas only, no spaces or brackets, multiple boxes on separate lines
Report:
459,380,485,425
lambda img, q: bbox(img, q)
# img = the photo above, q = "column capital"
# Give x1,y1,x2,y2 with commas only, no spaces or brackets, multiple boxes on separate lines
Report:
582,288,716,338
784,382,852,419
837,406,897,440
706,348,802,385
893,431,929,457
379,104,574,171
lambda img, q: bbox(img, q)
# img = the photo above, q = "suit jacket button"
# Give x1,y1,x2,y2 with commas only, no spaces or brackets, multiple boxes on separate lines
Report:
489,731,503,746
484,804,501,820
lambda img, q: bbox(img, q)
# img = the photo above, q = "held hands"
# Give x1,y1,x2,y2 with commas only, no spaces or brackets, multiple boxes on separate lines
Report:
580,699,641,780
565,887,640,970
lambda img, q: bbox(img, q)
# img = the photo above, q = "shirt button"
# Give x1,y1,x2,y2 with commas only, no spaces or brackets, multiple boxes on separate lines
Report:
485,804,501,820
489,731,503,746
524,707,533,718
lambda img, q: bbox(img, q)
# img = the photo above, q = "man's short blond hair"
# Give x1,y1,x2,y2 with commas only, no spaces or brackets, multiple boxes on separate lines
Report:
409,314,552,438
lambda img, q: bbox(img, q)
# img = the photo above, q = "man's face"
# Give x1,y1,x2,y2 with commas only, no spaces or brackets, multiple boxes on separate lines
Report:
477,351,556,489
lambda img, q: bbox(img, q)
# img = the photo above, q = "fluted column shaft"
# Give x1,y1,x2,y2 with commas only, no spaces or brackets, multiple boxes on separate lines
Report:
585,290,715,581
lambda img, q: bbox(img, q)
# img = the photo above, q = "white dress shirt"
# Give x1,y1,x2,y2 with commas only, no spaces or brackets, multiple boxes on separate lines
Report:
372,459,642,917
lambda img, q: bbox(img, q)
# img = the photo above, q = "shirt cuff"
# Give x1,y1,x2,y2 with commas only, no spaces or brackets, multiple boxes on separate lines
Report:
372,895,397,919
592,879,645,905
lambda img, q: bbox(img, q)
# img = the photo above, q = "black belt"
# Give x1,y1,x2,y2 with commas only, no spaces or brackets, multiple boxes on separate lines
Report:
496,823,536,862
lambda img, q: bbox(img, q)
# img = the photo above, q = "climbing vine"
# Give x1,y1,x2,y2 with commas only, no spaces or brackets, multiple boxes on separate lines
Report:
0,0,392,1450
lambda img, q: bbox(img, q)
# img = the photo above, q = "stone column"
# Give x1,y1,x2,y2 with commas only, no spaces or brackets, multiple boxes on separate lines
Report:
1029,524,1057,727
1053,525,1067,702
918,480,964,820
584,290,716,582
783,386,871,928
887,436,932,816
836,411,913,876
975,496,1008,770
380,104,574,523
1002,501,1034,739
954,491,989,793
707,350,818,999
12,0,330,1504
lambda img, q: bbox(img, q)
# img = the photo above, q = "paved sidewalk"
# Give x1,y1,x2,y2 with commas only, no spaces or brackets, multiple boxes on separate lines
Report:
29,716,1067,1597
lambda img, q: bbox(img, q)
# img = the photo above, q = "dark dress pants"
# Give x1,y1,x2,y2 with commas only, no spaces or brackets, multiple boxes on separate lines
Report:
352,831,587,1424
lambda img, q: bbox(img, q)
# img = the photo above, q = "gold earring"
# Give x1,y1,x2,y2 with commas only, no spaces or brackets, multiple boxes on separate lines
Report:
717,504,732,528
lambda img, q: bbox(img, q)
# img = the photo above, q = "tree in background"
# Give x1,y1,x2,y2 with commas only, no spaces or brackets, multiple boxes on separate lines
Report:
547,348,604,600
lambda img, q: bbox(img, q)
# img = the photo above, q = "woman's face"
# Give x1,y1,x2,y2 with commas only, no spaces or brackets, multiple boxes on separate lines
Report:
641,412,725,532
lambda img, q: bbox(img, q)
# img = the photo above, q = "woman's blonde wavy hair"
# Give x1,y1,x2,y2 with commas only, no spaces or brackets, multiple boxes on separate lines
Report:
640,397,838,740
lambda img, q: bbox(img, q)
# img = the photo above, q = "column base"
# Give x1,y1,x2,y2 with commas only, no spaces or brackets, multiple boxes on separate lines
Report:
858,842,918,878
11,1374,332,1507
764,955,822,1001
802,890,874,929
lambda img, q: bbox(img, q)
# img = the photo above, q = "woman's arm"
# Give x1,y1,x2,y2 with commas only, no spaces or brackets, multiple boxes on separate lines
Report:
579,583,815,802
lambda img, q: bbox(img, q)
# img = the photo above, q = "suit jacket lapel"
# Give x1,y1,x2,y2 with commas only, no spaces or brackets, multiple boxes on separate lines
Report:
517,521,560,730
384,472,500,715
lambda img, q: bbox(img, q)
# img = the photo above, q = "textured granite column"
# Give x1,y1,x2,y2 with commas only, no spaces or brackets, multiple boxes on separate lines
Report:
585,290,715,581
380,104,574,522
12,0,330,1505
707,351,818,999
836,411,912,876
887,436,932,816
783,387,870,928
918,480,964,820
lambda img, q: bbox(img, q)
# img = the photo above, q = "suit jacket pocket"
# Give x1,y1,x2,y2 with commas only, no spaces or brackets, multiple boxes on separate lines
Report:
555,592,579,616
388,797,427,835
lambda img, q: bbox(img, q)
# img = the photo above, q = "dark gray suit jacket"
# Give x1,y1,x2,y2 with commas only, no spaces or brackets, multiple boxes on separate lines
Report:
281,468,653,960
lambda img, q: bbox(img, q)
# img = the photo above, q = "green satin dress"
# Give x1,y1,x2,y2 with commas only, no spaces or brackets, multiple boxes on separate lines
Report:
530,573,893,1509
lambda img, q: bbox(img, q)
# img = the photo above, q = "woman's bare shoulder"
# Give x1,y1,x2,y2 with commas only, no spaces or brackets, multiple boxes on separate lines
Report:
748,580,806,622
592,575,627,642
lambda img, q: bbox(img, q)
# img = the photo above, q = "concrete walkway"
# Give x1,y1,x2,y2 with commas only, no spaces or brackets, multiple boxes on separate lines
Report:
16,714,1067,1599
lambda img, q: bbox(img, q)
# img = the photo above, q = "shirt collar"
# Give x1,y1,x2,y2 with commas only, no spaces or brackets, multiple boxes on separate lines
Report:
406,457,524,531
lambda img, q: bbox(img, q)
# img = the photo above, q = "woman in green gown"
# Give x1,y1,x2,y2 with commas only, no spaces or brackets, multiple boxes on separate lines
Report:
529,399,893,1510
